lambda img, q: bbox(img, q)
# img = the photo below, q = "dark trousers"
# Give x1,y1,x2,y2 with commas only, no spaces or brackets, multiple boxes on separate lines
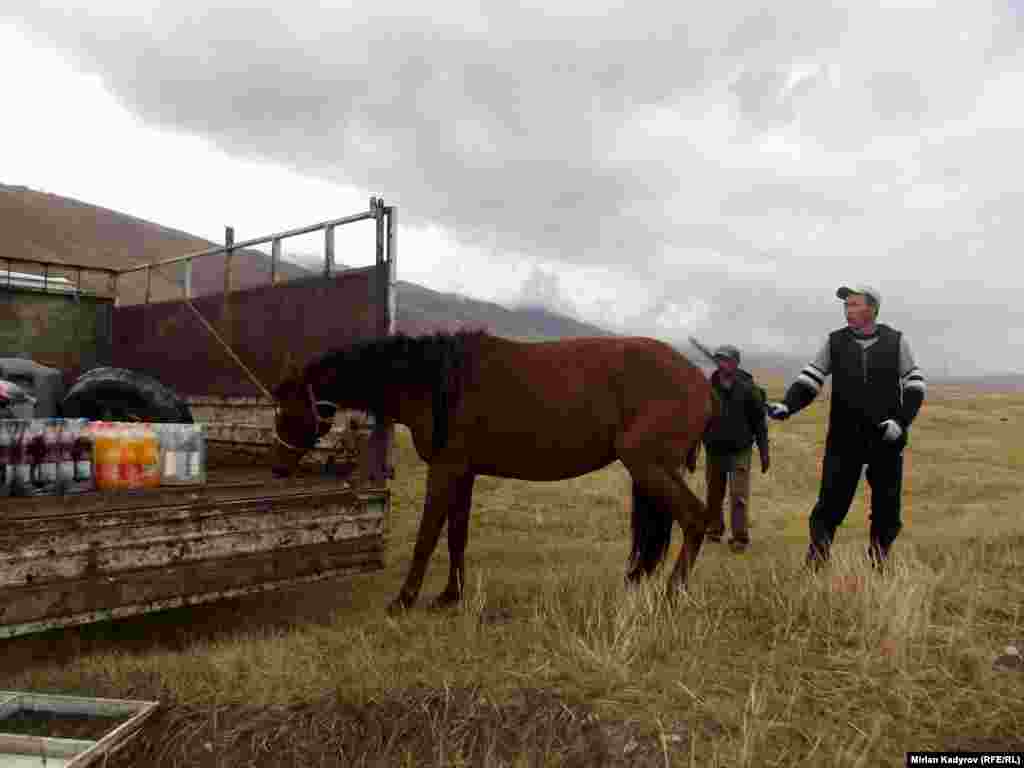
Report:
808,437,904,565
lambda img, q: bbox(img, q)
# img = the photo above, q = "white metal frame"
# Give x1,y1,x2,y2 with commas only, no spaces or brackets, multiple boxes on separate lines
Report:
0,691,159,767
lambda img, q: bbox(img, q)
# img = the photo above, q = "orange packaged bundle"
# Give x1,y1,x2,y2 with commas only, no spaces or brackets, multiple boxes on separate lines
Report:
119,424,142,489
92,422,122,491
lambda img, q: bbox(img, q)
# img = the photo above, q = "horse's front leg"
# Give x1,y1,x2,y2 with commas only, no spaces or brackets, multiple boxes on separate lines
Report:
389,464,465,613
431,473,476,609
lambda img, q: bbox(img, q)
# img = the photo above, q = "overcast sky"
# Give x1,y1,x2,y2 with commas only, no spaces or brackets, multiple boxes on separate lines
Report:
2,2,1022,375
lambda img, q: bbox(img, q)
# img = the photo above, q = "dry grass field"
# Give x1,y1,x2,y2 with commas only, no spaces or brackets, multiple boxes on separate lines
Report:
1,380,1021,766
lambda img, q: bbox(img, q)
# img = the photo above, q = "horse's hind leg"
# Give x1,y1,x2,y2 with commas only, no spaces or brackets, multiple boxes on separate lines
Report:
620,449,711,597
390,464,469,613
432,473,476,608
664,465,712,592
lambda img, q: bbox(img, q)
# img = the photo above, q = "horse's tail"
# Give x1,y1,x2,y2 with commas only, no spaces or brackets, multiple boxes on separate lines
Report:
628,482,674,579
684,384,720,473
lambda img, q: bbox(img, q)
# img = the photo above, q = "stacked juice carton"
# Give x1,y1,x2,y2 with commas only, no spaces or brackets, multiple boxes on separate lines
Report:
0,420,206,497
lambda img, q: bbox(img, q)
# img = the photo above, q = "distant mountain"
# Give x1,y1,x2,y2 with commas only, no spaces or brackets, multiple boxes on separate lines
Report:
394,281,613,339
0,183,612,341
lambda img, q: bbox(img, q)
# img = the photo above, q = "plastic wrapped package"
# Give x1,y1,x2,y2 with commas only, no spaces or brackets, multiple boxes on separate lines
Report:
62,418,94,494
155,423,206,486
0,418,57,497
0,420,21,497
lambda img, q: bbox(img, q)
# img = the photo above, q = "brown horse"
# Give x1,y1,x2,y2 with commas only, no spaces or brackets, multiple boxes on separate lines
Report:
271,331,718,612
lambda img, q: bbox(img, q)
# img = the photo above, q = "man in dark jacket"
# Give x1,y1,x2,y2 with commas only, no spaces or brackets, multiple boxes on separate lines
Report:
703,345,770,553
767,285,926,569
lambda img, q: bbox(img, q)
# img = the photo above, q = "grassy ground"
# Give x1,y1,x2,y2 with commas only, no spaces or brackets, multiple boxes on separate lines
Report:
1,382,1021,766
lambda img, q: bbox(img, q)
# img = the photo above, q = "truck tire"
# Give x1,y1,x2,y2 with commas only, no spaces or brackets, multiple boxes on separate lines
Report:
62,368,193,423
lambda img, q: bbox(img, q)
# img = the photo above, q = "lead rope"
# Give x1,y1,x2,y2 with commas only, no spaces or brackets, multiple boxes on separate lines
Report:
179,299,310,452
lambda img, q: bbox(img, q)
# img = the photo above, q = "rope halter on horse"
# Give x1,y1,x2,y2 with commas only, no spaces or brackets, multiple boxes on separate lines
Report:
273,382,338,453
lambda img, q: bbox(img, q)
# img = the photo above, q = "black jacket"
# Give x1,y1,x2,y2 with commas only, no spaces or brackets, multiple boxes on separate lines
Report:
703,369,768,456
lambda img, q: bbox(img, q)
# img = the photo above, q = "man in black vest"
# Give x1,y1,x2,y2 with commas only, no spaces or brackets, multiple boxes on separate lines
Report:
766,285,926,569
702,345,770,553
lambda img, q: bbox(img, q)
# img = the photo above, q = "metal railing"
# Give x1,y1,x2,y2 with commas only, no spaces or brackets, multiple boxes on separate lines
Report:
2,197,397,313
115,196,395,309
1,258,117,298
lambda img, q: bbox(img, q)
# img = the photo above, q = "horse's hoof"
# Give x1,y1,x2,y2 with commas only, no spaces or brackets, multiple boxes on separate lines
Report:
387,596,414,615
428,593,461,612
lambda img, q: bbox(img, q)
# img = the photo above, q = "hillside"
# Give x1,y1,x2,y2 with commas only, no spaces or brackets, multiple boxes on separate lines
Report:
0,184,611,341
394,281,613,339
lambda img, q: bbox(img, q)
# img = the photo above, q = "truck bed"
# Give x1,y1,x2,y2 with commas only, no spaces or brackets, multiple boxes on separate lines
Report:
0,459,388,638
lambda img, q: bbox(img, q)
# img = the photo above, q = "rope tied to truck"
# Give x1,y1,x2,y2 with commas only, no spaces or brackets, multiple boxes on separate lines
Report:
177,298,337,454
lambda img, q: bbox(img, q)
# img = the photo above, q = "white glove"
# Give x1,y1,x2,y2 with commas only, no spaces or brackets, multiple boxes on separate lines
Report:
879,419,903,442
767,402,790,420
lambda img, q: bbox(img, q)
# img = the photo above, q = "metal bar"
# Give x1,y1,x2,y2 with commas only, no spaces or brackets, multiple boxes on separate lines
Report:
222,225,236,361
0,255,117,276
374,197,386,336
370,197,394,484
184,257,193,299
144,265,152,305
223,225,235,297
117,209,377,274
386,206,398,336
324,224,335,278
271,237,281,285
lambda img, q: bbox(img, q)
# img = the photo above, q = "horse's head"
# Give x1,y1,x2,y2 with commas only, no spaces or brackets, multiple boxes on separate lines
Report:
270,371,337,477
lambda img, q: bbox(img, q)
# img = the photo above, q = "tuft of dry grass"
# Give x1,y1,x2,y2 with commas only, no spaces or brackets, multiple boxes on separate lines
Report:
1,384,1022,766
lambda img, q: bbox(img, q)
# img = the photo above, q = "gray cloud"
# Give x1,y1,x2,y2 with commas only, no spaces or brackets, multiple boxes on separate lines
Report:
5,0,1024,374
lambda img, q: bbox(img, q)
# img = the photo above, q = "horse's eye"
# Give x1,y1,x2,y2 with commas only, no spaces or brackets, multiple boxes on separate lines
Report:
315,403,337,420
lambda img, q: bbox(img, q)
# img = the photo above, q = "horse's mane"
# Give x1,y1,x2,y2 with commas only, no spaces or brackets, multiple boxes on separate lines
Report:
307,329,487,454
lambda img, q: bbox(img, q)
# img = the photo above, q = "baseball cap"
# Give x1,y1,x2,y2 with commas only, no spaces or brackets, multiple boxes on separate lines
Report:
836,284,881,308
712,344,740,363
